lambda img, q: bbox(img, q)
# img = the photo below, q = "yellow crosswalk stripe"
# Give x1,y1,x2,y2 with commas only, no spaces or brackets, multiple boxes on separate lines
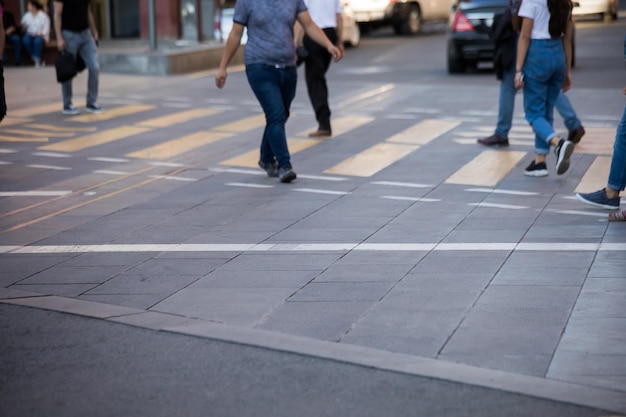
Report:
135,108,221,128
213,114,266,133
69,105,155,123
126,131,232,159
325,143,418,177
446,150,526,186
1,116,31,126
324,118,459,177
39,126,152,152
575,156,610,193
219,138,320,168
10,103,61,118
3,129,75,138
28,124,97,132
0,135,48,143
296,116,374,137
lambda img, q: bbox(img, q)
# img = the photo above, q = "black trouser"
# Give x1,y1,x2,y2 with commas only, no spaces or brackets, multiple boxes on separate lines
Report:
303,27,338,132
0,60,6,123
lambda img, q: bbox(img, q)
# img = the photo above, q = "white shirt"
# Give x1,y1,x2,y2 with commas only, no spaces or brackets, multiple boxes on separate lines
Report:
21,11,50,41
304,0,342,29
517,0,551,39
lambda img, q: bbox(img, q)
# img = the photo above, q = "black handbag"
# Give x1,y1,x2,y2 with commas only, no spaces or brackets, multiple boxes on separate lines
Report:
55,51,77,83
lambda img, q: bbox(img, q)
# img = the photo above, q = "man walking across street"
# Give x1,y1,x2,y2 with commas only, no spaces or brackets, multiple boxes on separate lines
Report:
53,0,102,115
296,0,343,137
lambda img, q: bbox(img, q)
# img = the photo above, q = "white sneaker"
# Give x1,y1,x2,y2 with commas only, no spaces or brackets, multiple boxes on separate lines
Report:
62,104,80,115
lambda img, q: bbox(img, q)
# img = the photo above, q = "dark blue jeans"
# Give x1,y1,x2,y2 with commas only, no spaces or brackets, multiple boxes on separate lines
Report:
4,33,22,64
245,63,297,169
22,34,45,61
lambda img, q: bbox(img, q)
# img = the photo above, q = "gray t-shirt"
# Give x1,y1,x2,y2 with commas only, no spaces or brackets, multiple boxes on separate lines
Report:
233,0,307,66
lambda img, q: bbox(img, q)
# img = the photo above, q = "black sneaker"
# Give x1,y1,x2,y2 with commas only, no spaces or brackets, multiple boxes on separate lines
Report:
524,160,548,177
258,160,278,177
278,166,297,183
477,134,509,147
576,189,620,210
554,138,575,175
86,104,104,114
567,125,585,144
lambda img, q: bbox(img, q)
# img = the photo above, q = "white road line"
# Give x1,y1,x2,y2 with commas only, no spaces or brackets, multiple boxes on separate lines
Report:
293,188,350,195
163,103,193,108
553,210,609,218
0,161,13,165
88,157,130,163
372,181,433,188
32,152,72,158
385,114,419,120
465,188,540,196
403,108,441,114
211,167,263,176
3,242,625,254
226,183,274,188
381,196,441,202
0,149,18,154
469,202,528,210
26,164,72,171
298,174,347,182
149,175,197,182
93,170,128,175
0,191,72,196
149,161,185,167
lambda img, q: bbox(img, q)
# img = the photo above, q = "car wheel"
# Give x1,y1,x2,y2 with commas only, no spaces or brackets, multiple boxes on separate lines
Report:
400,4,421,35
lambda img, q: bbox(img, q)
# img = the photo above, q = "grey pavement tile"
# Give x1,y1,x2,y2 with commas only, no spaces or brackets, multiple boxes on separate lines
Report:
219,253,342,271
290,215,393,230
312,196,409,218
365,226,451,243
152,287,296,326
454,216,536,229
341,333,445,358
84,274,199,295
288,282,395,302
572,290,626,318
557,317,626,355
188,269,318,289
410,252,507,274
17,265,126,285
473,285,580,310
58,252,155,267
439,349,554,377
492,267,586,286
378,287,482,314
312,263,414,282
503,250,595,268
255,300,372,341
397,273,493,290
523,224,606,240
460,305,572,328
269,227,376,242
79,293,168,310
0,255,74,286
334,250,426,266
583,277,626,291
588,251,626,278
155,252,237,260
200,220,296,233
604,223,626,243
185,230,278,244
548,351,626,392
125,257,226,276
110,225,214,244
10,283,97,297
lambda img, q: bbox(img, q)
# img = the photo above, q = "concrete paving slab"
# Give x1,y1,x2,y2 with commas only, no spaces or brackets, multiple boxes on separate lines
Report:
17,265,126,285
11,283,98,298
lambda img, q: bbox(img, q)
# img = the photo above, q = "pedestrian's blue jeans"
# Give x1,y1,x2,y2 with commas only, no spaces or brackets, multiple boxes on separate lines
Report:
245,63,297,169
497,45,579,138
22,34,44,61
522,38,566,155
61,30,100,108
608,105,626,191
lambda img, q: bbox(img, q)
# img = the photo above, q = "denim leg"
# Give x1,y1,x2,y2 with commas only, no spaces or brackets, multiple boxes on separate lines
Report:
608,105,626,191
61,30,80,107
21,34,33,60
8,34,22,64
32,37,44,60
77,31,100,106
495,64,516,138
246,64,293,169
555,91,580,131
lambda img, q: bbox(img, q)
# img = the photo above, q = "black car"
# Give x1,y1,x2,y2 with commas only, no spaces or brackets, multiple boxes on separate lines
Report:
447,0,576,74
447,0,509,74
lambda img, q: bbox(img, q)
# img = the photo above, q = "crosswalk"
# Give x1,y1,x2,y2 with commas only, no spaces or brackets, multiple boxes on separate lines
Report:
0,99,616,192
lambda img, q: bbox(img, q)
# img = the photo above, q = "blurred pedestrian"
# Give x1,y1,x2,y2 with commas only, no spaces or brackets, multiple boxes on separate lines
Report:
576,85,626,221
215,0,342,183
478,0,585,150
21,0,50,68
514,0,575,177
1,0,22,65
0,0,6,123
295,0,344,137
53,0,102,115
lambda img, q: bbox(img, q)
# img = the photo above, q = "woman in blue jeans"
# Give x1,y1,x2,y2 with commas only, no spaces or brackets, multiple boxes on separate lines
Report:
215,0,342,183
514,0,575,177
576,85,626,221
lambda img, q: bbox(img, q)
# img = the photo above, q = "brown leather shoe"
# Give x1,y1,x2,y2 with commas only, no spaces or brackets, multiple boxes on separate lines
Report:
308,130,332,137
477,134,509,147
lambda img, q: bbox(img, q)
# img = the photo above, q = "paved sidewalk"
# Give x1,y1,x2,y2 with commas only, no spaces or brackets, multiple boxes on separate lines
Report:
2,54,626,415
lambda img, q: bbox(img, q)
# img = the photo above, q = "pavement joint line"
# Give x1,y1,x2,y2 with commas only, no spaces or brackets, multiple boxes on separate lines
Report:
0,292,625,414
2,242,626,254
